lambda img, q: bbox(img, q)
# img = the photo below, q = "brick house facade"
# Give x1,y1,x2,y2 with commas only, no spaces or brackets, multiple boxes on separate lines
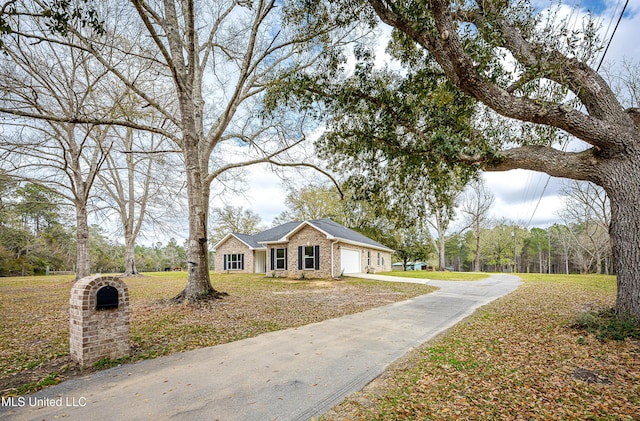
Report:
213,219,392,278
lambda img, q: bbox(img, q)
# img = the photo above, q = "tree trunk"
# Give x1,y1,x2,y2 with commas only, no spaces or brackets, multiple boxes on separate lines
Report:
122,235,140,276
437,238,446,271
75,202,91,280
121,127,141,277
474,231,481,272
173,134,226,302
538,249,543,274
606,162,640,320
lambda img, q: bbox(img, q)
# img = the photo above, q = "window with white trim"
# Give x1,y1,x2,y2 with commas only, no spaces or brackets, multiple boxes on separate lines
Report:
304,246,315,270
225,253,244,270
276,248,286,270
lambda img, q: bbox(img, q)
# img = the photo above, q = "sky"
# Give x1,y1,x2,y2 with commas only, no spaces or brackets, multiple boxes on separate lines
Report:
214,0,639,231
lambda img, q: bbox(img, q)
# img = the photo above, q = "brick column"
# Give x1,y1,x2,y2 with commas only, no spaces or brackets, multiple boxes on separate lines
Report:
69,276,130,367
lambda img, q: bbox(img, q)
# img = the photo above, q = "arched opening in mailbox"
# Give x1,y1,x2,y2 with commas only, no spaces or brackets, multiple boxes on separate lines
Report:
96,285,119,310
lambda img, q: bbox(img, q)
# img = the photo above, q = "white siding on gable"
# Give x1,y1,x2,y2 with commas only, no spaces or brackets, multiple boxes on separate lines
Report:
341,248,361,274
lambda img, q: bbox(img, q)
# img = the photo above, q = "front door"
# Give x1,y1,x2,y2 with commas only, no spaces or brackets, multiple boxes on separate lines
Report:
255,250,267,273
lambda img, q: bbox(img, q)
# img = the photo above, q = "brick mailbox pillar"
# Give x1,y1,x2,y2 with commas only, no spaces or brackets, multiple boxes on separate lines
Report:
69,275,130,367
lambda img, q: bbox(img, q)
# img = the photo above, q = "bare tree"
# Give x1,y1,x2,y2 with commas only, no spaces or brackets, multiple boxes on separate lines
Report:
210,205,264,243
95,127,184,276
114,0,362,301
0,34,116,279
460,176,494,272
272,184,344,225
548,224,571,275
422,177,468,271
1,0,364,301
560,180,611,274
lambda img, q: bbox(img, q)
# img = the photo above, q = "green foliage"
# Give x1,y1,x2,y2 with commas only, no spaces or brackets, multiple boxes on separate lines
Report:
269,0,604,213
266,6,488,234
573,308,640,341
0,181,77,275
0,0,104,50
93,356,130,370
0,179,173,275
15,372,62,395
42,0,105,37
391,228,433,268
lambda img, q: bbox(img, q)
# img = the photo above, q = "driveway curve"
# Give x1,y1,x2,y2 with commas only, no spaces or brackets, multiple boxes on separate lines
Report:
1,274,520,421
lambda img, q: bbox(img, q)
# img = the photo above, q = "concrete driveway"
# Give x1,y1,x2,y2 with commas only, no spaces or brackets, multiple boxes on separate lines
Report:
0,274,520,421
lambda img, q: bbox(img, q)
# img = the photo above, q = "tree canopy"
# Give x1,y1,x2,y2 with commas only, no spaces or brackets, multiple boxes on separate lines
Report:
264,0,640,319
392,0,637,319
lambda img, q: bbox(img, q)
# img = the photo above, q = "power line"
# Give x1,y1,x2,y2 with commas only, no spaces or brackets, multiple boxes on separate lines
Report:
524,0,628,227
597,0,629,71
598,0,623,61
526,175,552,228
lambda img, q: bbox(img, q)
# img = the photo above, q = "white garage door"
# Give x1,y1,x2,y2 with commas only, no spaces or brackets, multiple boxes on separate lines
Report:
340,249,361,274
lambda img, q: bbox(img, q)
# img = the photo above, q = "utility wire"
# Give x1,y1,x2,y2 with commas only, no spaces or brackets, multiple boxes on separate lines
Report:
597,0,629,71
526,176,552,227
598,0,623,62
524,0,628,227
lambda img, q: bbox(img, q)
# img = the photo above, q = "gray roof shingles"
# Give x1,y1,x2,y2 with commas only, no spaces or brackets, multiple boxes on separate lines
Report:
229,218,392,252
306,219,392,251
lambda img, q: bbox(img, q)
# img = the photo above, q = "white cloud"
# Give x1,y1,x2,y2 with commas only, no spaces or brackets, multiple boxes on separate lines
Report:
482,171,566,227
599,1,640,65
223,164,287,226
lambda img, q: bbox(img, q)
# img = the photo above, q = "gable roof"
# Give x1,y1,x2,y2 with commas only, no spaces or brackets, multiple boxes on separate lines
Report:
212,221,301,251
285,219,393,252
213,218,393,253
212,233,256,250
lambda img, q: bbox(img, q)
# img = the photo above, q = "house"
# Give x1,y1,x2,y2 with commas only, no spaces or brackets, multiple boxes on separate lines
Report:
212,218,393,278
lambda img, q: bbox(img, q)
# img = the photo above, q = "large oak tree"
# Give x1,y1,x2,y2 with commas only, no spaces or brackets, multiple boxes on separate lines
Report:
359,0,640,319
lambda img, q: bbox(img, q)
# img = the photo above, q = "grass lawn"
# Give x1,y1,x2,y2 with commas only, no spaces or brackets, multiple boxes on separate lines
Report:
0,272,435,396
379,271,488,281
324,273,640,420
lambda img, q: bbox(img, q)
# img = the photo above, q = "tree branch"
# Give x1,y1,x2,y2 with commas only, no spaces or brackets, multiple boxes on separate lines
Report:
368,0,633,151
263,160,344,199
0,107,180,142
476,145,601,183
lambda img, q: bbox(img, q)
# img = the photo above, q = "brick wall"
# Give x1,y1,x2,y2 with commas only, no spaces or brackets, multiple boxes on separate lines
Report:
358,247,392,273
69,276,130,368
272,224,335,278
262,225,394,278
214,236,255,274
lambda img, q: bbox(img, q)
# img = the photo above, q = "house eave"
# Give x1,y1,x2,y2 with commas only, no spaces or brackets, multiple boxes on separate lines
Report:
335,238,394,253
276,221,323,242
257,240,289,246
212,233,264,251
